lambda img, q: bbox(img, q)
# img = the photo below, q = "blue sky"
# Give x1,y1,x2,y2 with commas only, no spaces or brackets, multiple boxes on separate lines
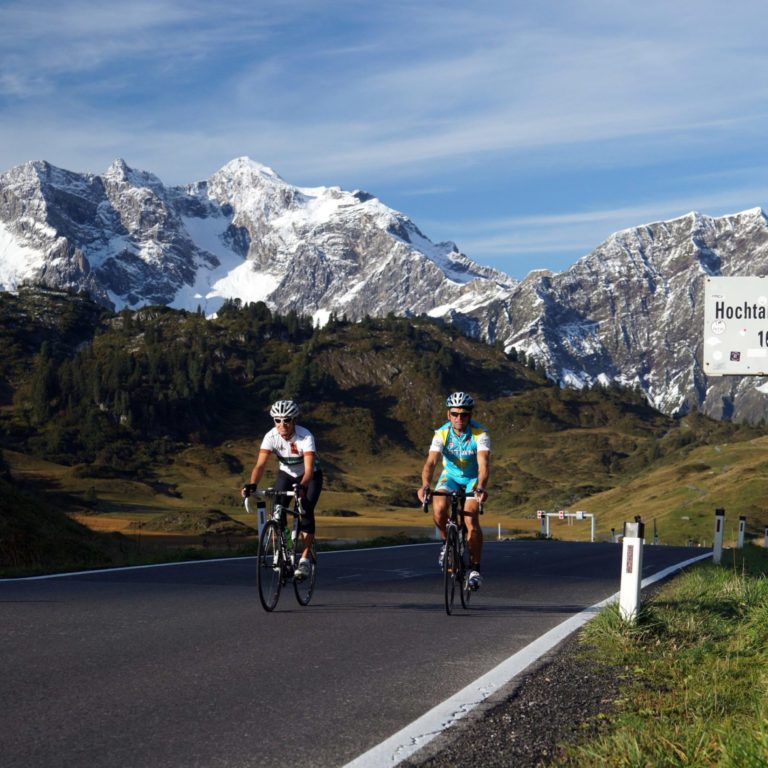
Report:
1,1,767,280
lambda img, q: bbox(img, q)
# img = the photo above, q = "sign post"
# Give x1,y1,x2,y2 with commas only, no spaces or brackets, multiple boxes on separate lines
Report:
737,515,746,549
535,510,595,541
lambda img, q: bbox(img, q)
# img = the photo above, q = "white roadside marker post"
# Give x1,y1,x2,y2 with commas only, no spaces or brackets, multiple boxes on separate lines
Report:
619,519,645,623
713,508,725,565
537,510,547,538
737,515,746,549
256,499,267,536
764,526,768,549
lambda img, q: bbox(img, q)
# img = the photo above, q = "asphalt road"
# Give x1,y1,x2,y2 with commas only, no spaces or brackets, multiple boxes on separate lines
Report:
1,540,703,768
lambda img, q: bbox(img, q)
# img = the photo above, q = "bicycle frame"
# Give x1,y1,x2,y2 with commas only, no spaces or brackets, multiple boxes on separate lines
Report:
423,489,483,614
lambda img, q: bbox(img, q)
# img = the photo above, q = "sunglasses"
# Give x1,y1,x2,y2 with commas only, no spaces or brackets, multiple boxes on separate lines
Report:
449,411,471,418
273,417,294,425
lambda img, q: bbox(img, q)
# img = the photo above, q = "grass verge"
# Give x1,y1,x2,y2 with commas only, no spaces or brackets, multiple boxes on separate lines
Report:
557,544,768,767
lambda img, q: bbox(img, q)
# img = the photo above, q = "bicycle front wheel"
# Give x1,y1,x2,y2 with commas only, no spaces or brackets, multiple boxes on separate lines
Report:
257,521,283,611
459,532,471,609
443,527,459,615
293,543,317,606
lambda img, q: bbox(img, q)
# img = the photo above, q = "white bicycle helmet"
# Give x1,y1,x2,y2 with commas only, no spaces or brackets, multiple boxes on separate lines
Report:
269,399,300,419
445,392,474,409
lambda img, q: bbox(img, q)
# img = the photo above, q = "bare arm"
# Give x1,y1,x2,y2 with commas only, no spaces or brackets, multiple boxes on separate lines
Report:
300,452,315,487
475,450,490,502
418,450,442,502
245,449,272,490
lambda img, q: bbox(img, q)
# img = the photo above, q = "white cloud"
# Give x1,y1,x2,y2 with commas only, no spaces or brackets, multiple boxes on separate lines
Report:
1,0,767,278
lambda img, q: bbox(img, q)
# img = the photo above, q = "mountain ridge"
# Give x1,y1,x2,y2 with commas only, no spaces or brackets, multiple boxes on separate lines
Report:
2,157,768,423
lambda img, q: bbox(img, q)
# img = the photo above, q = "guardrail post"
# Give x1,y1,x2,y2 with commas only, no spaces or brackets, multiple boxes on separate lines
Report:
737,515,746,549
713,508,725,564
764,526,768,549
619,520,645,623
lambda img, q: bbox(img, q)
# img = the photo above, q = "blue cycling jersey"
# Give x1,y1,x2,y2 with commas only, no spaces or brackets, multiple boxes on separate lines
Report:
429,420,491,486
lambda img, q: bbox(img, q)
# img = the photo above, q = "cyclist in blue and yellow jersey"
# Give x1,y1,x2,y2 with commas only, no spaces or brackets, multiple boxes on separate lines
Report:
417,392,490,590
242,400,323,580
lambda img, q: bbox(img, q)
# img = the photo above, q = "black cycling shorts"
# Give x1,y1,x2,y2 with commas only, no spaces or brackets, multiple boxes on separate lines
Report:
273,469,323,534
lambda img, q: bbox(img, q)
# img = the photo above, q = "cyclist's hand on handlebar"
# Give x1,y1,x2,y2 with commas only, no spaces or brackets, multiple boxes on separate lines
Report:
474,486,488,504
293,482,308,500
242,483,257,498
418,485,432,513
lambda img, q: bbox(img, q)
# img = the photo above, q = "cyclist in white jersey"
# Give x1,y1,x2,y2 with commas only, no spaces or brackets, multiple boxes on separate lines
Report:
417,392,490,590
243,400,322,580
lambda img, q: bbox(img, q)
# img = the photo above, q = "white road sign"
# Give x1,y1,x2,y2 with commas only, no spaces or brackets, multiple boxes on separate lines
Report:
704,276,768,376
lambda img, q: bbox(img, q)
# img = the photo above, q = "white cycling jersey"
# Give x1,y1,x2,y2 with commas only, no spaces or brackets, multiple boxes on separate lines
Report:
259,425,317,478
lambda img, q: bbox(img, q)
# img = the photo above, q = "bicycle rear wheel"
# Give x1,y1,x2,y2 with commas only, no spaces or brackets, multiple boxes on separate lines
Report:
257,521,283,611
293,543,317,606
443,527,459,615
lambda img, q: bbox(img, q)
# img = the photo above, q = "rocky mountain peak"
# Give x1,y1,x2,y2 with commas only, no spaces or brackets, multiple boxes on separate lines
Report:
102,158,165,192
219,156,284,182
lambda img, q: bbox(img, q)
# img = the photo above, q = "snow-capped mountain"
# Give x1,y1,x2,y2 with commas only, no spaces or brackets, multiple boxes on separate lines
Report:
0,157,512,321
2,156,768,423
498,209,768,422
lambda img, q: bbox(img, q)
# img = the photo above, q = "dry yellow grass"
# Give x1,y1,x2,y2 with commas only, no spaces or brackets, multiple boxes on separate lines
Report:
14,430,768,553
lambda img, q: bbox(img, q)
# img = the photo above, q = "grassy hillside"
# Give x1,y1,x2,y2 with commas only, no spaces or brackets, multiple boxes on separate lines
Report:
571,428,768,545
0,471,137,575
1,288,766,574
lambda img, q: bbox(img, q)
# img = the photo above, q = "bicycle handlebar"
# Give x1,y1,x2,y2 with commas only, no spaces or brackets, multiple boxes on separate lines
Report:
242,484,299,498
421,488,484,514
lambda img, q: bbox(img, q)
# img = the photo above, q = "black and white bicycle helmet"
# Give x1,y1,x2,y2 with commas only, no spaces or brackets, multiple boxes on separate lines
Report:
445,392,474,409
269,399,300,419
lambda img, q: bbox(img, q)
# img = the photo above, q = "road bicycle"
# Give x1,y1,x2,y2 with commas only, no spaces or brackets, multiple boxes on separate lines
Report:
243,485,317,611
423,489,483,615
